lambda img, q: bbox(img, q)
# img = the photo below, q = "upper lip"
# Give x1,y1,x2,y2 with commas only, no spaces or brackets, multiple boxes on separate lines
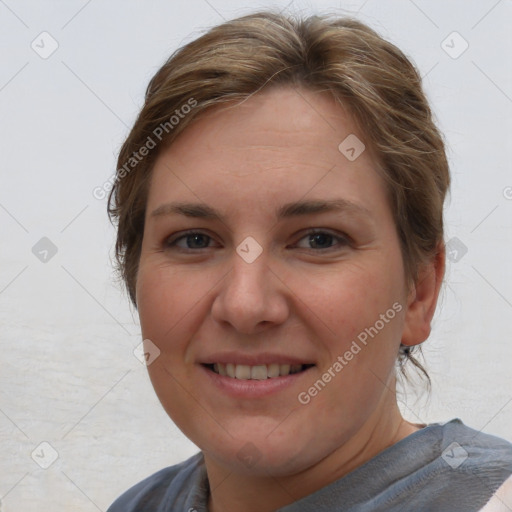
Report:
199,352,315,366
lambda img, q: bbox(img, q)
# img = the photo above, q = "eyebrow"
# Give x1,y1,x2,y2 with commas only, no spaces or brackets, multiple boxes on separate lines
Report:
150,199,372,221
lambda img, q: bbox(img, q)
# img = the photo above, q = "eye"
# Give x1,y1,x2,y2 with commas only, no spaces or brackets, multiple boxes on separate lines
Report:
294,230,350,251
165,231,217,250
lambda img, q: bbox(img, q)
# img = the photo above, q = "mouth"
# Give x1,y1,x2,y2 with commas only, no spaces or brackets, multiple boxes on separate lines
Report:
203,363,315,380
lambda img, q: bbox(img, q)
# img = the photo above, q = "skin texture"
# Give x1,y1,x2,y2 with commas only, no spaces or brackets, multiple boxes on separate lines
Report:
136,86,445,512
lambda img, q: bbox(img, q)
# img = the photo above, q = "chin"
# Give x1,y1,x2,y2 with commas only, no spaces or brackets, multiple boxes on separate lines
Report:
200,429,326,478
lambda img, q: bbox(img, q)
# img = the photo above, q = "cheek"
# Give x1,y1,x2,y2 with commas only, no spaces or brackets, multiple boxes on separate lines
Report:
295,261,406,391
136,263,208,351
289,260,403,340
135,264,212,432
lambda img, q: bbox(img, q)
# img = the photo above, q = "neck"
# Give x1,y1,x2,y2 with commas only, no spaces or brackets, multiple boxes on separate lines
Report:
205,396,422,512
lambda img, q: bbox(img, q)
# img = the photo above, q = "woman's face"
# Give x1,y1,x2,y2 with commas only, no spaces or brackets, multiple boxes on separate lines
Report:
136,87,416,476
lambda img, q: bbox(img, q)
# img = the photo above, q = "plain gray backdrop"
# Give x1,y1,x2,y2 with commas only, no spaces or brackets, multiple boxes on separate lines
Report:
1,0,511,510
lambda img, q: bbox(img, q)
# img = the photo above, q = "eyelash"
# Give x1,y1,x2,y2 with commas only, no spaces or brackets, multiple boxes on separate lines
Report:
164,229,351,252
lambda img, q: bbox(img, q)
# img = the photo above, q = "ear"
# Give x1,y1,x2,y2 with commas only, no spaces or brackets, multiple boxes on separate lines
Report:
401,242,446,347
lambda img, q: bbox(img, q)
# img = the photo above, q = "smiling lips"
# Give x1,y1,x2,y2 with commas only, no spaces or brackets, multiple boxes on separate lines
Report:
206,363,314,380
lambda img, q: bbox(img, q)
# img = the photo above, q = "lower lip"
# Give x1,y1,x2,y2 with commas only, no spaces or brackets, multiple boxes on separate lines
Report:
199,364,314,399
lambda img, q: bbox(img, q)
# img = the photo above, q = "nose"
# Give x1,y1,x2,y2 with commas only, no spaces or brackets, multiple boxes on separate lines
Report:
210,250,289,335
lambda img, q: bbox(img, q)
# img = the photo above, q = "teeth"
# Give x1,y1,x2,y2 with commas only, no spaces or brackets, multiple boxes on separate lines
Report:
251,365,268,380
226,363,236,378
235,364,251,379
280,364,290,376
210,363,309,380
267,363,280,378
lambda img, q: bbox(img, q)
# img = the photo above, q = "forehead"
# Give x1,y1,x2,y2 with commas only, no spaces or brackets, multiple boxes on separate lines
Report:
162,86,361,165
147,86,387,217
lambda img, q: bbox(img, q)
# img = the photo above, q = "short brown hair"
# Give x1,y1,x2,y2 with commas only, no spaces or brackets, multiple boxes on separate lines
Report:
108,11,450,387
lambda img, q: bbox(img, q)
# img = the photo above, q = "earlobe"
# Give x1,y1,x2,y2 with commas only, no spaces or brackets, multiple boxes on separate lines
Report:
401,243,446,347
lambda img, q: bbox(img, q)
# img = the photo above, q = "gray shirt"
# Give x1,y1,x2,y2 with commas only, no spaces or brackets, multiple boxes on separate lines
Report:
107,419,512,511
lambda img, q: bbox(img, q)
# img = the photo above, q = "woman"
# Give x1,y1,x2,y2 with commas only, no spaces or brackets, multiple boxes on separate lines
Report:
106,11,512,512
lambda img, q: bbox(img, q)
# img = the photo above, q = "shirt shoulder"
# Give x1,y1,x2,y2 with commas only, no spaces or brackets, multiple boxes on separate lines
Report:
479,475,512,511
441,419,512,474
280,418,512,512
390,419,512,511
106,452,207,512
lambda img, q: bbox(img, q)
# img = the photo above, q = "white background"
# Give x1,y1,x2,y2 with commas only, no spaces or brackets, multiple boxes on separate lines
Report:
1,0,511,510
